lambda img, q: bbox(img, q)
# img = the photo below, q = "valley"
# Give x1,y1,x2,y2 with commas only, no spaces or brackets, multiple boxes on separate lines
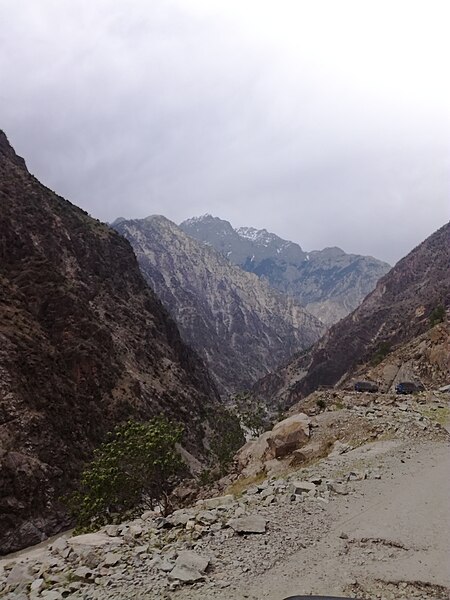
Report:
0,130,448,600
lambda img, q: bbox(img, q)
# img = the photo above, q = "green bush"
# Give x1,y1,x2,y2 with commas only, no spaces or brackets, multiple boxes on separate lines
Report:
316,397,327,411
210,408,245,474
429,305,446,327
67,417,183,532
371,341,391,365
231,392,273,437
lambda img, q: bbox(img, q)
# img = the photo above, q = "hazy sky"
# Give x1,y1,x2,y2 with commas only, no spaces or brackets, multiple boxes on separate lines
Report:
1,0,449,264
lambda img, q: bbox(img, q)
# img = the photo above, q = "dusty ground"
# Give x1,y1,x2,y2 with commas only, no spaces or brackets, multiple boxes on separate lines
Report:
173,438,450,600
2,395,449,600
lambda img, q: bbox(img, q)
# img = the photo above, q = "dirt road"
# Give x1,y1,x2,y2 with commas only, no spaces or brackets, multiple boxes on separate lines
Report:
180,439,450,600
246,441,450,600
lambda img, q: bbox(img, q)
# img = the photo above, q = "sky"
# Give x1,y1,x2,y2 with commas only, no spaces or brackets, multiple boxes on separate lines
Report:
0,0,449,265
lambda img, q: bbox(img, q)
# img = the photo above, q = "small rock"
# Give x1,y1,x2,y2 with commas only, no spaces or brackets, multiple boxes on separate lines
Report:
169,565,203,583
197,510,217,524
197,494,234,509
175,550,209,573
329,440,351,456
229,515,267,534
260,486,275,499
328,482,349,495
30,578,45,592
103,552,120,567
262,494,275,506
6,563,34,586
104,525,119,537
155,517,172,529
73,566,94,580
289,481,316,495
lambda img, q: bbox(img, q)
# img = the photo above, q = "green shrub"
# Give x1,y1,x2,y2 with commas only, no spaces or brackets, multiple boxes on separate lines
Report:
67,417,183,532
210,408,245,474
231,392,273,437
316,398,327,411
371,341,391,365
429,305,446,327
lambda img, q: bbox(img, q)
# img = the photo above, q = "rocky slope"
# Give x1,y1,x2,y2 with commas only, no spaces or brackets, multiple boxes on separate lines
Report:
345,322,449,392
180,215,390,325
1,388,448,600
113,216,324,397
0,131,226,554
254,222,450,408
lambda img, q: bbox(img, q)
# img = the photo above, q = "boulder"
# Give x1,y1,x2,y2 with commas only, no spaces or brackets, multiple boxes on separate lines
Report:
6,563,34,587
266,413,311,459
236,414,311,476
68,532,123,552
169,565,203,583
175,550,209,573
196,494,234,509
103,552,120,567
289,481,316,495
289,440,328,466
229,515,267,534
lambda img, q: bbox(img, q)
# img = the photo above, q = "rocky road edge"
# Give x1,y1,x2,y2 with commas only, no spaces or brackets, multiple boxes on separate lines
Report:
0,391,449,600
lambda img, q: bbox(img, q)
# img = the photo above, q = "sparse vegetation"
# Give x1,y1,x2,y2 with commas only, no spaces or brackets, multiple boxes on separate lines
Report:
67,417,184,532
231,392,273,437
418,405,449,427
429,304,446,327
210,408,246,474
316,397,327,411
371,341,391,365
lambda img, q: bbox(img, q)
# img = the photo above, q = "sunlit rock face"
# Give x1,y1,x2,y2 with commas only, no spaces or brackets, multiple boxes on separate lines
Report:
115,215,324,397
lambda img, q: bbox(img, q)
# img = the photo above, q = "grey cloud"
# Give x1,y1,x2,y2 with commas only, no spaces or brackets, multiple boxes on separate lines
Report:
0,0,449,264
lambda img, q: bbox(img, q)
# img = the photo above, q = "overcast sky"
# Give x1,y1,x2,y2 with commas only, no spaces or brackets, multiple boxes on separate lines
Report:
1,0,449,264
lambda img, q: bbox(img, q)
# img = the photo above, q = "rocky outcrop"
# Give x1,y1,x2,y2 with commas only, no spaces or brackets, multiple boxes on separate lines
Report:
254,222,450,408
114,216,324,396
180,215,390,325
346,322,449,392
0,131,225,554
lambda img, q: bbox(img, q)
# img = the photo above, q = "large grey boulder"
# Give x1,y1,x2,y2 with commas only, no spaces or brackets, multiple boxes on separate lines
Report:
174,550,210,573
229,515,267,534
236,413,311,477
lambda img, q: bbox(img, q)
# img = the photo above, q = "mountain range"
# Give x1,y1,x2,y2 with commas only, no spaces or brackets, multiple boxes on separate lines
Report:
180,214,391,325
113,216,324,397
253,221,450,408
1,127,447,557
0,131,227,553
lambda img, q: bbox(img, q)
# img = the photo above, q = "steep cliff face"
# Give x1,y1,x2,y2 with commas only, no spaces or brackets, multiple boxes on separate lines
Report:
0,131,223,554
180,215,390,326
347,322,449,392
114,216,324,397
254,222,450,408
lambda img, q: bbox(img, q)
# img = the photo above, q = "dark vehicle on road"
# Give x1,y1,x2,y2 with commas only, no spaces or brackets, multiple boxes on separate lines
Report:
354,380,378,393
395,381,424,394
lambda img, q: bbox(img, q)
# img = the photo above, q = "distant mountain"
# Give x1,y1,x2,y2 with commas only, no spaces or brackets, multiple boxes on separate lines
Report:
253,222,450,408
180,215,390,325
114,216,325,397
0,131,225,553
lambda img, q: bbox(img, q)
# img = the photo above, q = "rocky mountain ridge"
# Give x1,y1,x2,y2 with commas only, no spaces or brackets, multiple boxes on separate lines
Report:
0,131,226,554
114,216,325,396
254,222,450,408
180,214,390,325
